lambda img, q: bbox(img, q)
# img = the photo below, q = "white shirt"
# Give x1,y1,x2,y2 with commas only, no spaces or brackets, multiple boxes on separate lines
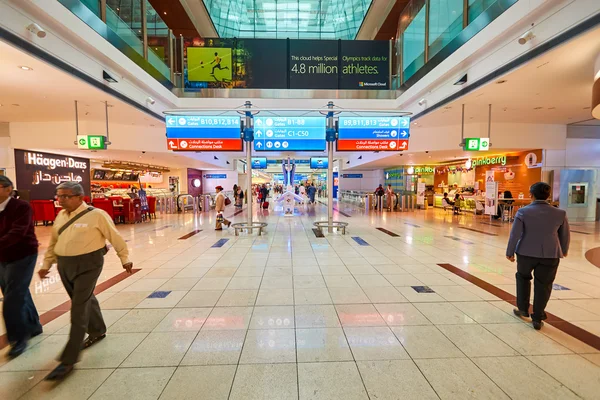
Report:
0,197,10,213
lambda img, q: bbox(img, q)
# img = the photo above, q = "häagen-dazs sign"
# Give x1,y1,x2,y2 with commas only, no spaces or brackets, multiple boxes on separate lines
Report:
15,149,90,200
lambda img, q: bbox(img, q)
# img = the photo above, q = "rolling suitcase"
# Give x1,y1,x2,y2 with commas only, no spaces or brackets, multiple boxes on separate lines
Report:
262,201,269,209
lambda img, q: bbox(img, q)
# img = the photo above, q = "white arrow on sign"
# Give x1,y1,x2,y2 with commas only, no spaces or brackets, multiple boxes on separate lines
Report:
401,118,408,127
400,130,408,137
168,118,175,125
256,142,263,148
168,140,176,148
256,130,263,137
400,141,407,149
256,119,263,125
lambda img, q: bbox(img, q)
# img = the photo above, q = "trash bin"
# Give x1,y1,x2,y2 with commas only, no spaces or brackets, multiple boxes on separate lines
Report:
367,194,374,210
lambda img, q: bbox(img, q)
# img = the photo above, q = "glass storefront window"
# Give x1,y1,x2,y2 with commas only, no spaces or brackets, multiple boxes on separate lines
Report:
428,0,463,58
468,0,496,24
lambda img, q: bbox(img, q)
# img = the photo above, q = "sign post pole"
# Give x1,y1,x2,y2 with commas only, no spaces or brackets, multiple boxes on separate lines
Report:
326,102,336,234
244,101,253,227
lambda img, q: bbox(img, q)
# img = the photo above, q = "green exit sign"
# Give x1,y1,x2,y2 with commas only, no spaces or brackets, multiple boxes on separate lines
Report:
464,138,489,151
77,135,106,150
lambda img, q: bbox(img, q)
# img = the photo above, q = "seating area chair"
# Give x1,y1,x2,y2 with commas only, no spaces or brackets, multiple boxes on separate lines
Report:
147,196,157,219
31,200,56,226
122,198,133,223
92,198,116,223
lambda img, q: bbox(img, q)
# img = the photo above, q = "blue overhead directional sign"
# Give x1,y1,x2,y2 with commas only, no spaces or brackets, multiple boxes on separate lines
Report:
251,157,267,169
166,116,241,138
337,116,411,139
253,117,326,151
310,157,328,169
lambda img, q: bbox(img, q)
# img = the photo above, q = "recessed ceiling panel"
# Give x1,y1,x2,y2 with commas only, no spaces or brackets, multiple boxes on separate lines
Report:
203,0,373,39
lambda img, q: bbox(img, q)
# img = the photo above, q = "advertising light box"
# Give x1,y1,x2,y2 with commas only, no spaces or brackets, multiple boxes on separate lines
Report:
166,115,242,151
310,157,328,169
251,157,267,169
337,116,411,151
253,117,326,152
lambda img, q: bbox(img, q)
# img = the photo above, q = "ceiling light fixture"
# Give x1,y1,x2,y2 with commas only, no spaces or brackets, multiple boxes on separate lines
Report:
103,70,118,83
418,98,427,107
518,30,535,45
146,96,156,105
26,23,46,38
454,74,468,86
18,65,33,71
214,156,219,160
163,11,167,15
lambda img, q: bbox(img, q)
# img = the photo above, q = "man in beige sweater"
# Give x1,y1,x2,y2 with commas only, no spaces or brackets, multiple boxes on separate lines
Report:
39,182,132,380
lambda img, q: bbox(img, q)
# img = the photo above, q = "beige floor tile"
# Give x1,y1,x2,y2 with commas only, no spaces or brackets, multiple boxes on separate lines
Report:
153,308,212,332
180,330,246,365
0,335,68,371
383,274,424,286
0,371,46,400
192,277,232,291
416,358,510,400
336,304,387,327
20,369,113,400
295,305,341,328
375,303,431,326
392,325,463,359
362,286,408,303
324,275,360,288
344,326,409,361
430,285,484,301
108,309,171,333
121,331,196,367
229,363,298,400
296,328,353,362
145,269,181,279
357,360,439,400
216,289,258,307
249,306,295,329
293,275,326,289
413,302,476,325
173,267,211,279
452,301,521,323
240,329,296,364
227,277,262,290
294,288,332,305
122,278,169,292
263,267,293,277
260,276,293,289
203,306,253,330
176,290,222,308
438,324,518,357
528,354,600,400
233,266,265,277
581,353,600,366
396,286,447,302
483,323,572,355
158,365,236,400
204,268,238,278
354,274,393,288
319,265,352,275
158,278,200,291
256,288,295,306
100,291,150,309
298,362,368,400
329,287,371,304
473,356,580,400
89,367,175,400
79,333,148,368
372,264,408,274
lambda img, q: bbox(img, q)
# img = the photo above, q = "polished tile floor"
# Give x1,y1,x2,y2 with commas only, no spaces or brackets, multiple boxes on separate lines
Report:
1,200,600,399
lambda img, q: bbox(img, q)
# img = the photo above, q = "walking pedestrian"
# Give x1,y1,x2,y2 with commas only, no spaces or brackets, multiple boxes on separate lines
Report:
506,182,570,330
40,182,133,380
215,186,231,230
0,176,42,358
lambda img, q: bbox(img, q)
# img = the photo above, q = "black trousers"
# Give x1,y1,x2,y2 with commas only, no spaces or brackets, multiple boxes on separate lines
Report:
0,254,42,343
57,249,106,364
515,254,559,321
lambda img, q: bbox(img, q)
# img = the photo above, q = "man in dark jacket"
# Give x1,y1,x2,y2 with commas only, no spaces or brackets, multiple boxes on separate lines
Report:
0,176,42,357
506,182,570,330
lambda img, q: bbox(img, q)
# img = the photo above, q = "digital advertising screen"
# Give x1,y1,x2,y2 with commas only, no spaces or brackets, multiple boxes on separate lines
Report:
184,38,390,90
310,157,328,169
337,116,411,151
166,115,242,151
251,157,267,169
253,117,326,152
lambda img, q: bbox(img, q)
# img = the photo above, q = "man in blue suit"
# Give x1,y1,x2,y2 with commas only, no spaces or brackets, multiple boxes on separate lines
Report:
506,182,570,330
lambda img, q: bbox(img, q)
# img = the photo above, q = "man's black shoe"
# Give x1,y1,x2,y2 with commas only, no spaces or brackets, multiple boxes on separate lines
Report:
532,320,544,330
82,334,106,350
7,340,27,358
44,363,74,381
513,308,530,318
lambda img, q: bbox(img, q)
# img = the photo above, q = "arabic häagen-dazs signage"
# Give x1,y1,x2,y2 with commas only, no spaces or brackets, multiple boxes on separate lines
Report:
15,149,90,200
